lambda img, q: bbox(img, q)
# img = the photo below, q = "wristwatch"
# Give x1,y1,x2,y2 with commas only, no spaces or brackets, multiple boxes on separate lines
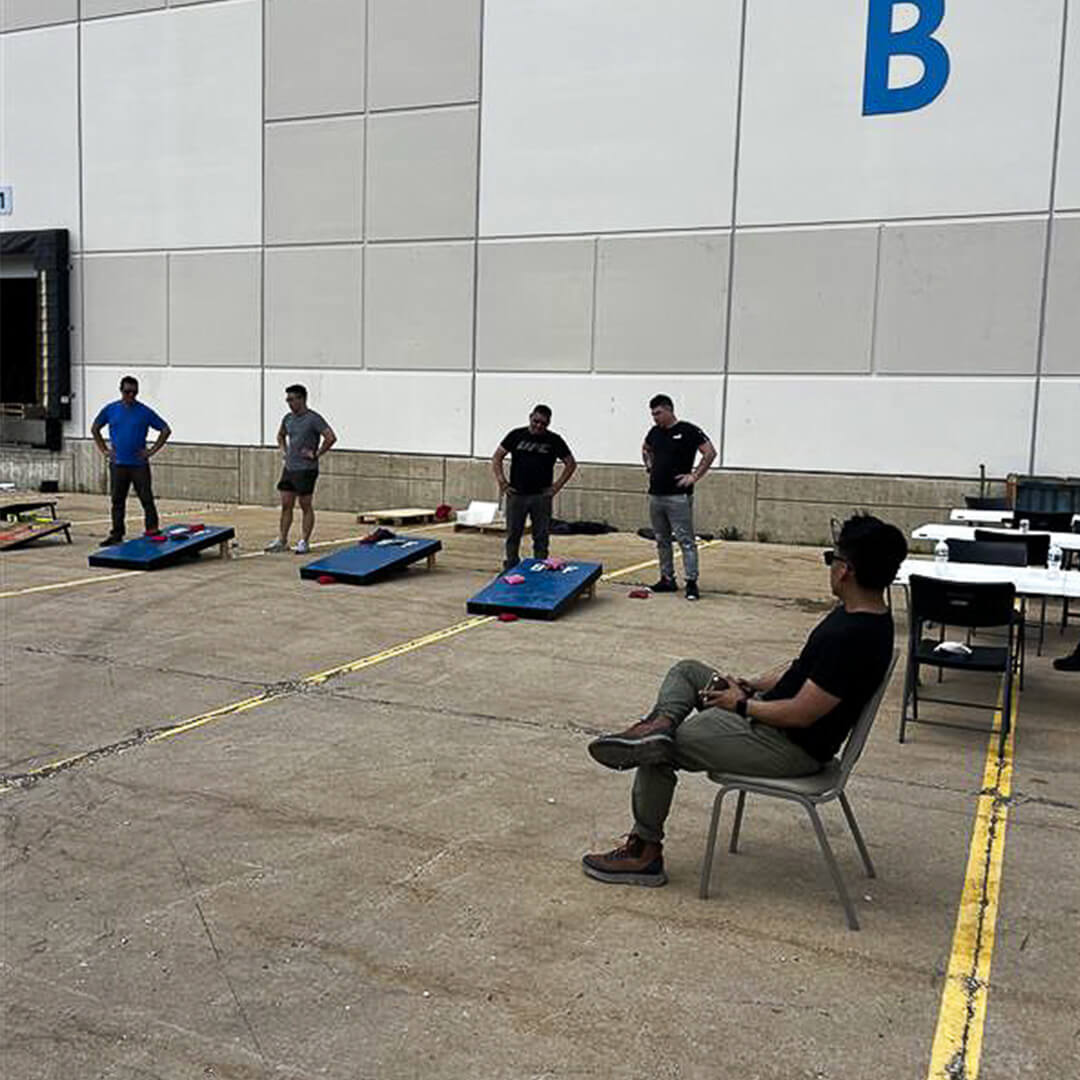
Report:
735,697,749,719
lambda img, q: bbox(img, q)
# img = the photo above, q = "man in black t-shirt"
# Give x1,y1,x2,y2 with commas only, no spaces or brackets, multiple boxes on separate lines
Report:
642,394,716,601
492,405,577,570
581,514,907,888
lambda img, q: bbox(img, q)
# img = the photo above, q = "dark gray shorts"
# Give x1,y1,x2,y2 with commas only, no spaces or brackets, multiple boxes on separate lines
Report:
277,469,318,496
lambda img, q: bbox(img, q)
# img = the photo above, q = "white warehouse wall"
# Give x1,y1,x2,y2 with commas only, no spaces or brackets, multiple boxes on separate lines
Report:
1,0,1077,476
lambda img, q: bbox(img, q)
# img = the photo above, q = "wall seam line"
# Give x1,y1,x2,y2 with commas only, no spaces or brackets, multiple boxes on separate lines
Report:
360,0,370,374
869,224,884,377
76,6,87,437
719,0,750,469
1028,0,1070,474
467,0,487,460
258,0,267,450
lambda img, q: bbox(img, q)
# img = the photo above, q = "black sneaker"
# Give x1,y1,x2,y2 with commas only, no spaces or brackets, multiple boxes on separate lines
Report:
649,577,678,593
1053,651,1080,672
99,535,122,547
582,835,667,887
685,580,699,601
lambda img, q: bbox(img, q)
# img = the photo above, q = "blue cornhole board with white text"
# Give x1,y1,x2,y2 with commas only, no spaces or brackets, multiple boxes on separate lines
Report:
466,558,602,620
88,524,235,571
299,537,442,585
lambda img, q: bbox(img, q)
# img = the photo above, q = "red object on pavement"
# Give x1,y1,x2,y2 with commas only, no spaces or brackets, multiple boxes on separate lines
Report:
497,612,519,622
628,588,650,599
434,503,453,521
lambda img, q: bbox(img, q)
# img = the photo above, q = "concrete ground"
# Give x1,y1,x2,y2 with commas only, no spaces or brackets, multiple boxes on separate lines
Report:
2,493,1077,1080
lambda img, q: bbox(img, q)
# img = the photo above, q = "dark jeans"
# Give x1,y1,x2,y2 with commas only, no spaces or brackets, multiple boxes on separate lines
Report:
504,490,553,569
110,463,159,538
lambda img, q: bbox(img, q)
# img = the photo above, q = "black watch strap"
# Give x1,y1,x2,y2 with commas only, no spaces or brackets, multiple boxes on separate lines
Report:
735,697,748,719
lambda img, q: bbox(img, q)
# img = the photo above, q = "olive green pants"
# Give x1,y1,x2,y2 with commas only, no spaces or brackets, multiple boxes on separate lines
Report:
631,660,822,843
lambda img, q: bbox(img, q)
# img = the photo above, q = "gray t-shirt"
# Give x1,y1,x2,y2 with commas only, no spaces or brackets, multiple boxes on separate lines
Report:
281,409,329,472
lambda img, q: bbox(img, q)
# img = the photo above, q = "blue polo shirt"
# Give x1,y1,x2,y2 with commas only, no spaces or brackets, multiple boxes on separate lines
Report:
94,400,168,466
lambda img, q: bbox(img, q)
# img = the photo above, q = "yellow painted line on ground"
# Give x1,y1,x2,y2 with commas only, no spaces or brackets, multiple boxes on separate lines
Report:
1,537,725,789
599,538,723,582
0,570,141,599
67,505,229,528
235,518,457,560
926,678,1018,1080
1,615,494,793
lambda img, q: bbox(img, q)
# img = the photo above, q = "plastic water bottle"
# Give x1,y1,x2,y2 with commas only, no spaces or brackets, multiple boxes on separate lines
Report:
1048,542,1063,576
934,539,949,565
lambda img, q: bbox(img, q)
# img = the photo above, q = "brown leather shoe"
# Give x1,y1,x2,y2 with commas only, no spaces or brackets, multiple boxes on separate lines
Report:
587,715,675,770
582,834,667,886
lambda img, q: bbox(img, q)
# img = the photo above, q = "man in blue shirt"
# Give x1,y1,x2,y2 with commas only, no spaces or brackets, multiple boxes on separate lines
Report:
91,375,171,545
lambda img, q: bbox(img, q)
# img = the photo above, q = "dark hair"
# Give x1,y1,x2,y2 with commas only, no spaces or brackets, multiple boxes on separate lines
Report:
119,375,139,391
285,384,307,399
649,394,673,410
836,514,908,590
531,404,552,419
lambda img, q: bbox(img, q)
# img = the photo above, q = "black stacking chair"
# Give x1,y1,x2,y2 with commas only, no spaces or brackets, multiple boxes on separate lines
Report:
944,538,1028,683
1022,511,1073,533
964,495,1012,511
972,530,1050,566
973,530,1052,654
901,576,1019,756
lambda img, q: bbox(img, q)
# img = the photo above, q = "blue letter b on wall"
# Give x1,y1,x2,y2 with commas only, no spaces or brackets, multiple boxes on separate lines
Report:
863,0,951,115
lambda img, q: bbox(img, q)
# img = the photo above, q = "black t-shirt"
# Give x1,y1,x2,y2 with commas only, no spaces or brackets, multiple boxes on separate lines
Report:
500,427,572,494
762,606,894,762
645,421,709,495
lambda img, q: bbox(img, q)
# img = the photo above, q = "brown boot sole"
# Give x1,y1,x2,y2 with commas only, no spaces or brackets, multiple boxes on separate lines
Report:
588,733,674,770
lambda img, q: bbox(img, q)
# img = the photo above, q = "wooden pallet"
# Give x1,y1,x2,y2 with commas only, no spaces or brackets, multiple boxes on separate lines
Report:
453,519,529,536
356,507,437,526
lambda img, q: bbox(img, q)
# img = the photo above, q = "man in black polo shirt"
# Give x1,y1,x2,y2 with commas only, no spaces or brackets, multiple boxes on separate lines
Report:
642,393,717,600
492,405,577,571
581,513,907,887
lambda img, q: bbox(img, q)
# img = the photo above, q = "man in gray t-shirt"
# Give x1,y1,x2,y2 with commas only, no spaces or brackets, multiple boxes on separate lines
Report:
265,384,337,554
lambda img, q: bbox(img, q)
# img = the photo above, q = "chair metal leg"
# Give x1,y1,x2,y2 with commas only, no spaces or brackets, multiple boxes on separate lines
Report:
899,654,914,743
804,802,860,931
1037,597,1046,657
700,789,728,899
998,665,1013,760
838,792,876,878
729,790,747,853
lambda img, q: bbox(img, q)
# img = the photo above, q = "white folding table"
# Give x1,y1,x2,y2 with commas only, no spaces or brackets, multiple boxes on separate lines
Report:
911,523,1080,553
894,558,1080,600
949,508,1014,524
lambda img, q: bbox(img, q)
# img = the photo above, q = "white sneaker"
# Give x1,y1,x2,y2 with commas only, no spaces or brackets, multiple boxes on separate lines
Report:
293,539,310,554
264,538,287,553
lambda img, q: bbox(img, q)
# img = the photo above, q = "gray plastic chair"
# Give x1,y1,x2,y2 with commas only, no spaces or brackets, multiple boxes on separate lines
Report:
699,653,898,931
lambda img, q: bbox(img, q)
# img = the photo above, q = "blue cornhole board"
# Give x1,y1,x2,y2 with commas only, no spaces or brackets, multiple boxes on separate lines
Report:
88,524,235,571
466,558,602,620
299,536,442,585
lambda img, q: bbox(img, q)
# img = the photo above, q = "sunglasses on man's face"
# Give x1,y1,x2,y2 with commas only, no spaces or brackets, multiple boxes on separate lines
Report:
822,550,848,567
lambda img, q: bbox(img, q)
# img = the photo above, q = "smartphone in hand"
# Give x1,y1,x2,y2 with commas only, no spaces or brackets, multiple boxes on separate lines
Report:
700,672,729,704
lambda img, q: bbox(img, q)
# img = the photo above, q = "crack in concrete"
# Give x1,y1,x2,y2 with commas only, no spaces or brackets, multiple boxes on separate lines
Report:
17,644,264,692
980,786,1079,813
0,675,337,793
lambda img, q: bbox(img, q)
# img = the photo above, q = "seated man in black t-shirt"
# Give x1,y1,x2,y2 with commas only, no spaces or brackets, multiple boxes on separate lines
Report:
582,514,908,887
492,404,577,571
